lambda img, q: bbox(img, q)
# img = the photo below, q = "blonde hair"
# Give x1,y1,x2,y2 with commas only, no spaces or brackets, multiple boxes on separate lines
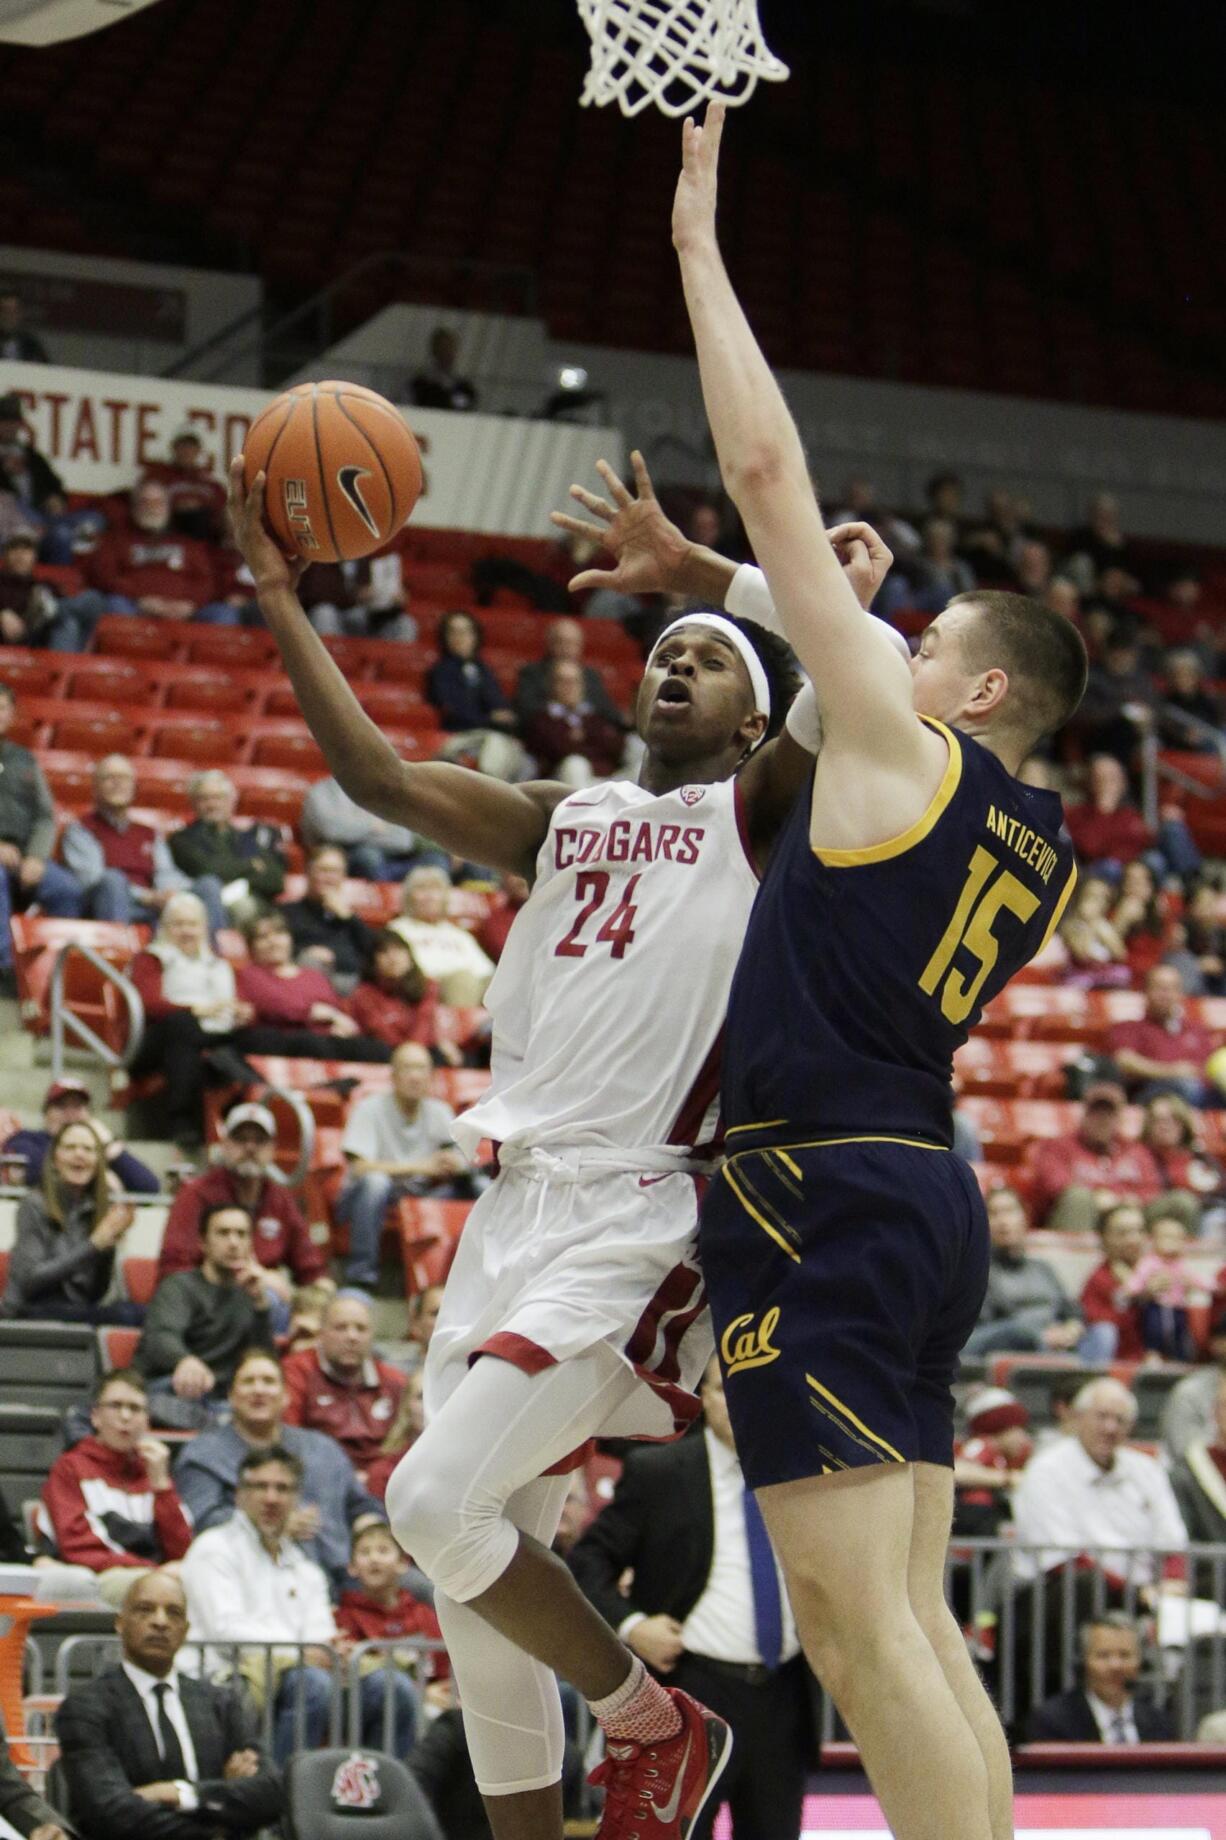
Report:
42,1120,110,1227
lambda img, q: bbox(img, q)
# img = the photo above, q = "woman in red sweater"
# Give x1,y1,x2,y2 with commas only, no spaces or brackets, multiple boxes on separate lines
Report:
235,911,389,1062
348,931,454,1060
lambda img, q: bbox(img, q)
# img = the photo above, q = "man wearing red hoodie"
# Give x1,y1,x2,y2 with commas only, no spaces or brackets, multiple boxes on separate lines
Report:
37,1368,193,1604
87,480,236,625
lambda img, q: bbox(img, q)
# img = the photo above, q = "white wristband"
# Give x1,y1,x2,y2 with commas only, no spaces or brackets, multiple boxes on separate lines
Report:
725,563,784,636
726,563,911,663
784,681,822,754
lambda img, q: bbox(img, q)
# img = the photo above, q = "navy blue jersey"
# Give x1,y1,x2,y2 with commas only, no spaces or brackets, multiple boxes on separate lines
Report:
722,717,1077,1150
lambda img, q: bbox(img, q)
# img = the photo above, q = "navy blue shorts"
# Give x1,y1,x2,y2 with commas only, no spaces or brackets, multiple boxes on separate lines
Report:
699,1138,989,1491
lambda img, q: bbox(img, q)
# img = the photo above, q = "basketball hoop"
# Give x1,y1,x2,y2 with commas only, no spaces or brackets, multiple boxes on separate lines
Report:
577,0,789,118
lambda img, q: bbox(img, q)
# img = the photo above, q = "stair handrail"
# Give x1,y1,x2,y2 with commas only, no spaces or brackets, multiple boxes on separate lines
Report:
1138,709,1226,831
49,943,144,1082
161,249,538,386
246,1083,316,1192
48,945,317,1189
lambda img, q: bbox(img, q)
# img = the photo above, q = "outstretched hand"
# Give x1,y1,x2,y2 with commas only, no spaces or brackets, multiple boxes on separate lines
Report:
551,450,691,596
826,520,895,611
672,102,726,251
227,457,309,597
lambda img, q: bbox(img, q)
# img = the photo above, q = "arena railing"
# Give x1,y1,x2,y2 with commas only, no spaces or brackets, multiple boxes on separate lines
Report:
813,1539,1226,1742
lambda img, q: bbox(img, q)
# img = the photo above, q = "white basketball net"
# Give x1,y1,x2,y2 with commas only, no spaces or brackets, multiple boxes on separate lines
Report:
577,0,789,118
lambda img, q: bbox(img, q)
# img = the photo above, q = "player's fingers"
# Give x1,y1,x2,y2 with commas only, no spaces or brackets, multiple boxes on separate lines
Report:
629,449,656,500
704,100,726,160
567,569,619,593
551,511,607,544
569,483,616,521
596,457,633,507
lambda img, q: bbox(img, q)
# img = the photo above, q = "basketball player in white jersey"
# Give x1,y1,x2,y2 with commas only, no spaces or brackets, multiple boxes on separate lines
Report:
228,462,893,1840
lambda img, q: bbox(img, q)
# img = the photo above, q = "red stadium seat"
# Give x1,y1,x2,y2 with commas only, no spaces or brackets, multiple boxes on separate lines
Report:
63,662,156,707
98,1325,141,1370
0,653,64,697
10,916,144,1036
148,719,246,766
249,728,327,773
49,712,139,757
183,628,278,668
434,1068,492,1111
164,675,257,715
40,749,97,810
94,616,182,661
120,1258,158,1306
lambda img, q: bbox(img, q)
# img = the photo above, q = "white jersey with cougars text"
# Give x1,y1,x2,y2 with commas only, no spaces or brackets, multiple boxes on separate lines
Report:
455,775,760,1161
427,775,761,1443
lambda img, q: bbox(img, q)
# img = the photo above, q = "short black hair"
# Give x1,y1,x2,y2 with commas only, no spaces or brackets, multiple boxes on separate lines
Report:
726,615,802,742
199,1201,254,1239
238,1443,302,1487
948,590,1088,744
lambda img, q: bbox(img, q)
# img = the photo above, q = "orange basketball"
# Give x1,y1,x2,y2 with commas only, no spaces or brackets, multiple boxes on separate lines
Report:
242,380,423,563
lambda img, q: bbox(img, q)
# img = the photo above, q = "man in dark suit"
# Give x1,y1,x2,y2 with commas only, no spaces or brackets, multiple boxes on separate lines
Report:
569,1361,815,1839
1027,1613,1175,1742
54,1568,282,1838
0,1706,72,1839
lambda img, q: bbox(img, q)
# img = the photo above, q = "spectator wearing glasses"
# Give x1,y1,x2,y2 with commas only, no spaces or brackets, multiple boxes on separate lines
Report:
37,1369,192,1605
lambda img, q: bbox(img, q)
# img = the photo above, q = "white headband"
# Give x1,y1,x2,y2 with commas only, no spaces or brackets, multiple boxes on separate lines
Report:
649,613,771,729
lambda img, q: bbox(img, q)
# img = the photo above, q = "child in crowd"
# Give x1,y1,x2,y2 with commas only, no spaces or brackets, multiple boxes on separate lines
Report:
336,1519,448,1683
1128,1212,1208,1362
954,1389,1033,1536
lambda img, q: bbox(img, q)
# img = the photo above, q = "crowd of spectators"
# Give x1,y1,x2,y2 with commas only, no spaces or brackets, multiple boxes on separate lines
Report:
2,403,1226,1828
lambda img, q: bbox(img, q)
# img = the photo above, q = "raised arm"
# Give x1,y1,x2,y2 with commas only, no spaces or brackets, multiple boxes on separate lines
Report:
672,108,945,848
229,465,567,880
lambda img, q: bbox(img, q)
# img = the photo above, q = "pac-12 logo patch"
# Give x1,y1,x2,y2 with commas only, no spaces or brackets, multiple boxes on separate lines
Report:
337,464,379,537
721,1306,782,1375
330,1752,381,1809
679,785,706,807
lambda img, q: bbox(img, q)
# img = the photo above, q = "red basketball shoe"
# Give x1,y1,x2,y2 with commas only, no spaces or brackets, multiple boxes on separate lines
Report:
589,1688,733,1838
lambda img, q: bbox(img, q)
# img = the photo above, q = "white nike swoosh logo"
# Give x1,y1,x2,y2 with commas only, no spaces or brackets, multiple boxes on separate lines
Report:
337,464,379,536
652,1734,691,1824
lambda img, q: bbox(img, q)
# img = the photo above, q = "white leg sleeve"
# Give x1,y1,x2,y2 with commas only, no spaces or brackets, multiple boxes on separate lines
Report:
386,1343,639,1604
386,1346,641,1797
434,1474,571,1797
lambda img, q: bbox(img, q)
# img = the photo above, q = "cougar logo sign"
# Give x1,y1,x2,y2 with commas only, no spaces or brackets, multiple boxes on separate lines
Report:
337,464,380,537
330,1752,381,1810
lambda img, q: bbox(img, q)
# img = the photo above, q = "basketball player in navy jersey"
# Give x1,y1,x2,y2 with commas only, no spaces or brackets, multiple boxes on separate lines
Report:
672,108,1087,1840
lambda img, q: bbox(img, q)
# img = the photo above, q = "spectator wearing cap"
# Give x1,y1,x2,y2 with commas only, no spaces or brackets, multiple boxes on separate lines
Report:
1108,963,1216,1109
1021,1081,1164,1233
138,428,228,543
1,1077,157,1192
1080,1202,1150,1362
282,1295,405,1478
1169,1371,1226,1545
954,1389,1032,1537
169,771,286,931
174,1347,381,1595
37,1368,193,1604
0,529,99,649
0,293,48,362
60,753,228,934
964,1187,1113,1361
87,480,236,625
1026,1612,1174,1743
136,1203,276,1421
335,1042,471,1289
156,1104,327,1331
0,682,84,977
1012,1378,1188,1598
1163,1311,1226,1464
